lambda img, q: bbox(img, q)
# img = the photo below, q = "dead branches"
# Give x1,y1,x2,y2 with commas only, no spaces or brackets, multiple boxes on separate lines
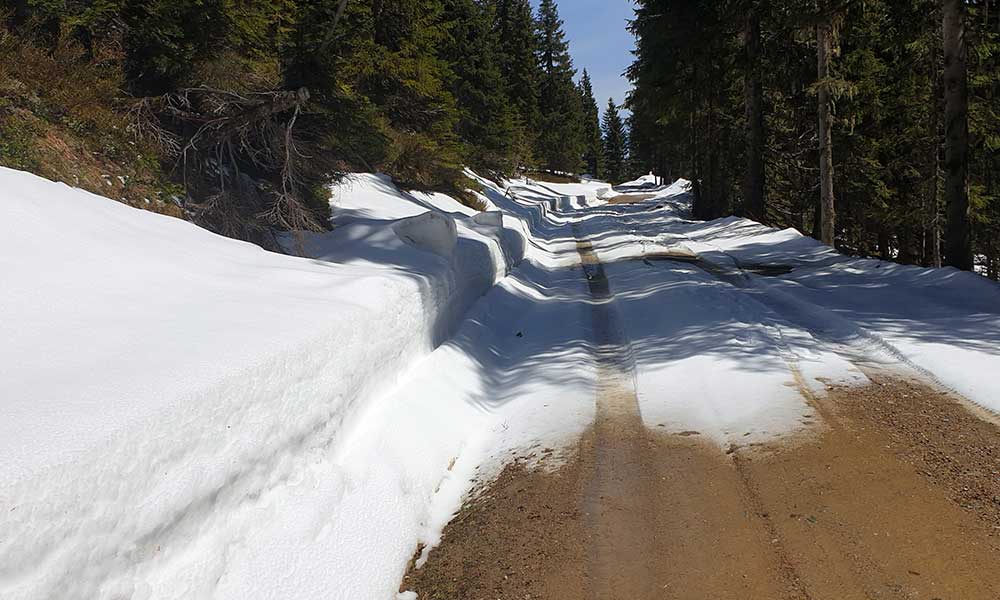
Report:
128,85,328,246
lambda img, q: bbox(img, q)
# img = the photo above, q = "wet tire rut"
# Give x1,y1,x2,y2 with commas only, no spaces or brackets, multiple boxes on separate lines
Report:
574,229,661,599
574,228,810,600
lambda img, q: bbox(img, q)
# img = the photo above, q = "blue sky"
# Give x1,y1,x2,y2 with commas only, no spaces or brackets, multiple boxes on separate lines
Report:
532,0,637,111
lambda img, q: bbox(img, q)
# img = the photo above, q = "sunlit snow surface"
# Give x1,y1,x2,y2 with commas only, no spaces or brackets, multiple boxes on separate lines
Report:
2,167,999,599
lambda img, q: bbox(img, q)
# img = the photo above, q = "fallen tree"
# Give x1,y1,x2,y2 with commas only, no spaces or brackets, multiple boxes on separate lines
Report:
129,85,334,249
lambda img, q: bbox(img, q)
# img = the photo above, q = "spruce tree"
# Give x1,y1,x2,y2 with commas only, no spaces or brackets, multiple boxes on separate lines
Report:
578,69,603,177
282,0,389,175
627,0,740,219
355,0,465,191
624,114,643,181
120,0,229,95
440,0,516,175
494,0,542,168
625,0,1000,273
967,0,1000,277
534,0,584,173
601,98,627,183
815,4,837,246
743,3,766,223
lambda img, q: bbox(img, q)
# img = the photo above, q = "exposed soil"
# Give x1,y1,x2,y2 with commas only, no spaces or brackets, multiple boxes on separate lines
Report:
831,374,1000,530
402,378,1000,600
605,193,658,204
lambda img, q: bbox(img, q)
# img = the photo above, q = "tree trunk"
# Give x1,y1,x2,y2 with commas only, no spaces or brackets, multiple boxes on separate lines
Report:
319,0,352,53
929,29,943,268
878,228,891,260
811,193,822,240
708,92,717,217
816,18,836,247
744,6,767,223
942,0,973,270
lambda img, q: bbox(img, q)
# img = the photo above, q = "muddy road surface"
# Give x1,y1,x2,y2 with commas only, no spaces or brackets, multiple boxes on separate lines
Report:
401,220,1000,600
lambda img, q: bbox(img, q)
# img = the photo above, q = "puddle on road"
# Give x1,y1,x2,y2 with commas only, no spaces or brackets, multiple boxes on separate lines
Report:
741,263,795,276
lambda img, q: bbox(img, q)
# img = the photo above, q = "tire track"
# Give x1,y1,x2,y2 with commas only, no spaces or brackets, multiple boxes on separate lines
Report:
572,222,809,600
572,224,660,600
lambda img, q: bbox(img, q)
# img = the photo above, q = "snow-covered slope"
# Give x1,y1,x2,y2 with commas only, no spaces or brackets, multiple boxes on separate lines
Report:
680,217,1000,413
591,185,1000,420
0,168,532,599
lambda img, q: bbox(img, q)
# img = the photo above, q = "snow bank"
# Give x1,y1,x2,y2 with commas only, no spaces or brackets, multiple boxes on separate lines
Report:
613,174,693,195
659,178,692,197
211,176,598,600
472,210,503,228
0,167,527,600
618,173,660,188
517,176,612,202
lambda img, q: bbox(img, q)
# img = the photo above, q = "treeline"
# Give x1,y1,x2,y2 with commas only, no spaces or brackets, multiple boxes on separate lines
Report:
627,0,1000,277
1,0,621,246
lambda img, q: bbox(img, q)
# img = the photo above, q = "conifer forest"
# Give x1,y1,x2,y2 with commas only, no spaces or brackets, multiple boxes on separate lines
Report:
2,0,998,274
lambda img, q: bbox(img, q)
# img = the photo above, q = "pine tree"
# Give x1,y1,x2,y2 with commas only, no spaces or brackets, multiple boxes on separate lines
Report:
440,0,516,175
494,0,542,168
534,0,584,173
601,98,627,183
578,69,603,177
120,0,230,95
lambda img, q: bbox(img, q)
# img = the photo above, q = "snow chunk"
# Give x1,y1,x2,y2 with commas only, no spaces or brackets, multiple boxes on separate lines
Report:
472,210,503,228
393,211,458,258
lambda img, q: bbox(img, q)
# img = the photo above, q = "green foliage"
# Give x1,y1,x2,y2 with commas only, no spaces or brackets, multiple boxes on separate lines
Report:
3,0,595,244
0,115,40,171
120,0,230,95
440,0,515,176
628,0,742,218
578,69,602,177
494,0,542,168
967,0,1000,277
601,97,626,183
534,0,583,173
0,25,182,216
628,0,1000,275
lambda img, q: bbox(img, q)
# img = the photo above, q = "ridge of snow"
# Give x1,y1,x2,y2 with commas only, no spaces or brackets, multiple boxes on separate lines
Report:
0,167,525,599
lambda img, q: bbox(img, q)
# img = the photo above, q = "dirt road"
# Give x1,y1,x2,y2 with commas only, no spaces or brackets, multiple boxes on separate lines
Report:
401,226,1000,600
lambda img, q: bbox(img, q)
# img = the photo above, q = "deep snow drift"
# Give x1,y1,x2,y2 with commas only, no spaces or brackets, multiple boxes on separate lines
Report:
0,167,607,599
3,167,999,600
